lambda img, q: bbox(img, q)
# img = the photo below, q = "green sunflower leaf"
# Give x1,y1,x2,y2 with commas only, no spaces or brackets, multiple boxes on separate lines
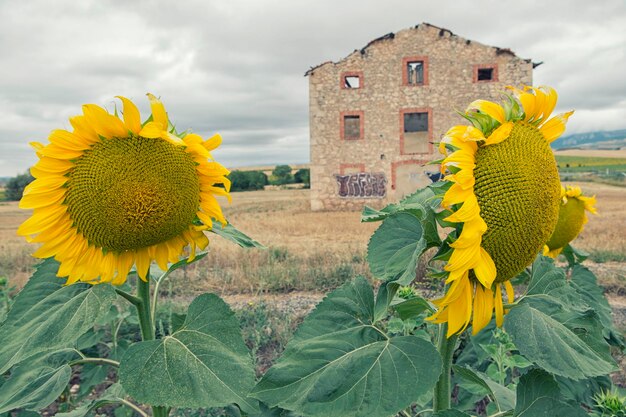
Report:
55,383,126,417
367,212,427,285
0,258,117,374
210,222,265,248
453,365,515,412
514,369,587,417
504,299,616,380
392,296,434,320
118,293,258,413
433,411,473,417
560,244,589,266
569,264,624,347
0,350,77,413
250,277,442,417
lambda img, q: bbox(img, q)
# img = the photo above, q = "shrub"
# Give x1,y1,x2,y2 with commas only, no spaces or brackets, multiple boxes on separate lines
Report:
294,168,310,187
229,170,268,191
271,165,292,185
5,171,34,201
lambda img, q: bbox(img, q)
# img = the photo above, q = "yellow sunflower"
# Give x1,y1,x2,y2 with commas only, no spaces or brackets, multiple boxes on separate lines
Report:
544,185,597,258
429,86,574,337
18,94,230,285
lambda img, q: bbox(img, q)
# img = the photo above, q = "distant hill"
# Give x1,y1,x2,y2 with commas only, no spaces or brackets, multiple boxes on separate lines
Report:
552,129,626,150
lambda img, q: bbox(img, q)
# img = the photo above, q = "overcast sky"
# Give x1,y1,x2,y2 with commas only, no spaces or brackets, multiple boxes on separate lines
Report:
1,0,625,177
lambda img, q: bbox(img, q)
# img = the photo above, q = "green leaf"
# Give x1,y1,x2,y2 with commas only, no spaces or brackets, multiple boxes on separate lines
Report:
570,264,624,346
373,282,399,322
504,300,616,380
250,277,442,417
56,383,126,417
361,185,440,224
119,293,258,413
433,411,472,417
560,243,589,266
0,350,77,413
367,212,427,284
514,369,587,417
164,251,209,273
210,222,265,248
0,259,117,373
360,204,400,223
392,296,434,320
170,312,186,333
525,257,579,304
555,374,612,407
453,365,515,412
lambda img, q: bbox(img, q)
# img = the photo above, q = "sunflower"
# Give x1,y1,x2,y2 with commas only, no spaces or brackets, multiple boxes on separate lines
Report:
428,86,573,337
18,94,230,285
544,185,597,258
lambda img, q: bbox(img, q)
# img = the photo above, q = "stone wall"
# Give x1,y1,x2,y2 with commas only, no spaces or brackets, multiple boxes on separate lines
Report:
308,23,533,211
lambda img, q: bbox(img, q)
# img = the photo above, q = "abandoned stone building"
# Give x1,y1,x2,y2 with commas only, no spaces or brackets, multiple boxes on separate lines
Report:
307,23,535,210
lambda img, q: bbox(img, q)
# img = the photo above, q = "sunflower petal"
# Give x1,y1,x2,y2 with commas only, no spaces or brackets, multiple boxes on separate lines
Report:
116,96,142,134
466,100,506,124
539,111,574,143
147,93,168,129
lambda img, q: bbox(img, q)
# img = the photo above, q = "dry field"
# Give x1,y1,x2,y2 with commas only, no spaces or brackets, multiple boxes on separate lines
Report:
1,184,625,299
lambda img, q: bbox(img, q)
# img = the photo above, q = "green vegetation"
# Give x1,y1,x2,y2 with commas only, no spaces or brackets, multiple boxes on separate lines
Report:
294,168,310,187
228,170,268,191
4,171,34,201
270,164,292,185
588,250,626,263
556,155,626,186
556,155,626,172
594,389,626,416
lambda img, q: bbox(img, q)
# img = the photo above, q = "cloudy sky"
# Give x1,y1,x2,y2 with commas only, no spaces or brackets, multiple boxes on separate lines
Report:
1,0,625,177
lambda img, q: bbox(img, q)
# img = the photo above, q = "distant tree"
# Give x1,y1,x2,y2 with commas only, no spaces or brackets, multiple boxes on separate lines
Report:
294,168,310,187
247,171,268,190
271,165,293,185
229,170,268,191
5,171,34,201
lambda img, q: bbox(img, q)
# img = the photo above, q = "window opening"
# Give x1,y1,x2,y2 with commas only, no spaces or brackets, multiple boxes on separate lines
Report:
344,75,361,89
344,115,361,139
477,67,494,81
407,61,424,85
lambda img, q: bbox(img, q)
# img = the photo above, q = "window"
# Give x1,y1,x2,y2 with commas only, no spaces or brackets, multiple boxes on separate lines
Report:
477,68,493,81
473,64,498,83
402,56,428,86
341,72,363,89
344,116,361,139
344,76,360,88
341,111,364,140
407,61,424,85
400,109,432,154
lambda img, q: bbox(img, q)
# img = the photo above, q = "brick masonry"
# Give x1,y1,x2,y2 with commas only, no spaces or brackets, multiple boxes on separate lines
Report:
306,23,533,211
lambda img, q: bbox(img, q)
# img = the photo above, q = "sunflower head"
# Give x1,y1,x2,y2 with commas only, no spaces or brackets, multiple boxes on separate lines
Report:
544,185,597,258
429,86,573,337
19,94,230,285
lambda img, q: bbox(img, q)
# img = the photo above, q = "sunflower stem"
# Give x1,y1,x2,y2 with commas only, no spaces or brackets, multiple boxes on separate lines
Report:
68,357,120,367
136,276,155,341
135,274,169,417
433,323,458,413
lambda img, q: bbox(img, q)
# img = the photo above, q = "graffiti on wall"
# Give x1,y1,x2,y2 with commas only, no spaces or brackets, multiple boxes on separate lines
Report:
335,172,387,198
